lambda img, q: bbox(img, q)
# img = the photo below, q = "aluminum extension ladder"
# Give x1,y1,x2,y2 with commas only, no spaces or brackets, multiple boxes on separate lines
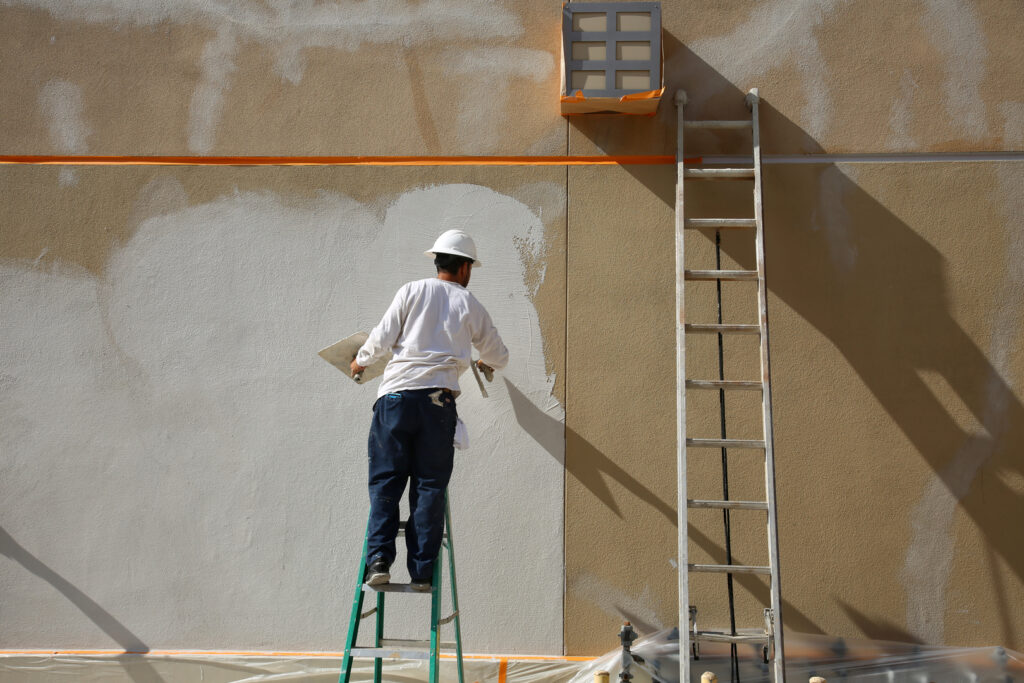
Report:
339,496,465,683
673,88,786,683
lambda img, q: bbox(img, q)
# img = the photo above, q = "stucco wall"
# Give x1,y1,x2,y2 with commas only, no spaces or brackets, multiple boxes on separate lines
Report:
1,0,1023,662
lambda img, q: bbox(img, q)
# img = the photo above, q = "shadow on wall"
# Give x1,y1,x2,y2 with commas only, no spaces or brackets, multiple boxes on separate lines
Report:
567,31,1024,646
504,378,826,636
0,527,165,683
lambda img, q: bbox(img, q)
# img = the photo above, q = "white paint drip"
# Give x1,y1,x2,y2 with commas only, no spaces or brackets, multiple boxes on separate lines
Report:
999,102,1024,148
901,163,1024,644
0,183,564,652
38,80,90,153
811,165,857,272
38,79,89,185
921,0,988,139
685,0,850,141
887,70,920,152
188,25,239,154
12,0,527,153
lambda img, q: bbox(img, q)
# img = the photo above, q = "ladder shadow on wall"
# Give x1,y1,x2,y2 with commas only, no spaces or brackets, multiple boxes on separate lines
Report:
568,31,1024,647
0,527,165,682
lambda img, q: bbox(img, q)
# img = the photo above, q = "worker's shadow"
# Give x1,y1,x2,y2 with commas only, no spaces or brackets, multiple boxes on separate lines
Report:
504,378,826,636
566,31,1024,646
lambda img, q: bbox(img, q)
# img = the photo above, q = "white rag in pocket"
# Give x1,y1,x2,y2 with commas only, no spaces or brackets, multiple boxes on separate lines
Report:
454,418,469,450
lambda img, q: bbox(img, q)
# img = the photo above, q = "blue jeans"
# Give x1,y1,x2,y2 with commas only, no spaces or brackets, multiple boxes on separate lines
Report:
366,388,457,581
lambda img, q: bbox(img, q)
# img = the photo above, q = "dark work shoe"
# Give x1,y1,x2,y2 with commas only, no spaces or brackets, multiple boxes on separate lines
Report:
409,577,431,592
365,558,390,586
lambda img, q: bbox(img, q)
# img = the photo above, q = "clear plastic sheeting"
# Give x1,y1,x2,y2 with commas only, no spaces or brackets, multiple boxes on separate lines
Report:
0,653,584,683
570,629,1024,683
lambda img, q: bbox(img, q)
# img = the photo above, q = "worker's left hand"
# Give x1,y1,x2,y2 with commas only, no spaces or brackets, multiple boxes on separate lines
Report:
350,358,366,378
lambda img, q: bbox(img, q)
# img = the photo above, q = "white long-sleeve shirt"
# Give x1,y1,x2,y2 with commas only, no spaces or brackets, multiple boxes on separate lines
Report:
356,278,509,398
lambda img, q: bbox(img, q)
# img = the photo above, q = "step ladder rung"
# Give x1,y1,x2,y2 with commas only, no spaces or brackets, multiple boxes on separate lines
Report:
684,167,755,179
688,499,769,511
362,583,434,594
684,269,758,281
694,631,770,644
684,120,752,130
685,324,760,334
686,380,762,391
380,638,457,650
349,641,457,660
684,218,757,229
686,438,765,449
689,563,772,575
397,521,447,539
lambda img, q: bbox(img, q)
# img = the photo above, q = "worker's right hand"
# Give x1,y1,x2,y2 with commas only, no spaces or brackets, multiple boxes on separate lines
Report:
476,360,494,382
350,359,366,377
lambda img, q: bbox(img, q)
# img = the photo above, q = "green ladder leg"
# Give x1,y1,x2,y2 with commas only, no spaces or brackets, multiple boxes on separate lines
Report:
339,495,465,683
339,523,370,683
445,501,465,683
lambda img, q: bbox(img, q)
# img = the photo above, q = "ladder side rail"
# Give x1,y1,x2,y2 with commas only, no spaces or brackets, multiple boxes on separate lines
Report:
674,88,692,683
444,499,466,683
340,522,372,683
429,544,444,682
374,592,384,683
748,87,786,683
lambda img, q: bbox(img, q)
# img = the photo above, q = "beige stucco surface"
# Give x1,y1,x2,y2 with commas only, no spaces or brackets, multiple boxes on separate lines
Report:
4,1,1024,157
2,0,1024,666
564,160,1024,653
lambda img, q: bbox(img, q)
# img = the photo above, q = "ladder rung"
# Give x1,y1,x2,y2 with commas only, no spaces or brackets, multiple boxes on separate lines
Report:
688,499,769,511
689,563,772,575
362,583,434,594
684,167,755,179
686,438,765,449
684,269,758,281
694,631,769,644
686,380,762,391
684,218,757,229
349,641,457,660
397,522,447,539
380,638,456,650
685,324,760,335
683,120,751,130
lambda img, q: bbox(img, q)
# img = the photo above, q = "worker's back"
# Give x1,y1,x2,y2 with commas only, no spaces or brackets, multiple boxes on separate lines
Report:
377,278,507,396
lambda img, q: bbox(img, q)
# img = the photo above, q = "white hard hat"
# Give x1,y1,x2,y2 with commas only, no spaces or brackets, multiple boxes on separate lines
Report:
424,229,481,267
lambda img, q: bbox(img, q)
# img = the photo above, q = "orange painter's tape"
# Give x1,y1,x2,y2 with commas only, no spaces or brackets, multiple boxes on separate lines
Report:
560,90,587,103
620,87,665,102
0,155,681,167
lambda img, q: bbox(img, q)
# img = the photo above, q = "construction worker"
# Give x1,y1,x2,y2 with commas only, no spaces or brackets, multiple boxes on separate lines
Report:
350,229,509,590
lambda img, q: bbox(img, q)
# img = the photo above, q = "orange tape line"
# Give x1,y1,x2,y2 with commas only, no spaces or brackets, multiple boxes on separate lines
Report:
0,649,596,662
0,155,688,167
498,657,509,683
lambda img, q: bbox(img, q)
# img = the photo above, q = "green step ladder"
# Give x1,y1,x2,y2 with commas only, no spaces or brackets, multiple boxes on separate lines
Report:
339,496,465,683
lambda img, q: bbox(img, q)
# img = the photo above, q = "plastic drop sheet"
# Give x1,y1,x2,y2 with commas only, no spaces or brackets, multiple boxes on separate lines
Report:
0,653,584,682
569,629,1024,683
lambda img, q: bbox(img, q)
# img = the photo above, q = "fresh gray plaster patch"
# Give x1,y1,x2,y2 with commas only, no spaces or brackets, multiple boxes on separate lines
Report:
571,571,666,636
0,182,564,653
441,47,555,154
9,0,539,153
